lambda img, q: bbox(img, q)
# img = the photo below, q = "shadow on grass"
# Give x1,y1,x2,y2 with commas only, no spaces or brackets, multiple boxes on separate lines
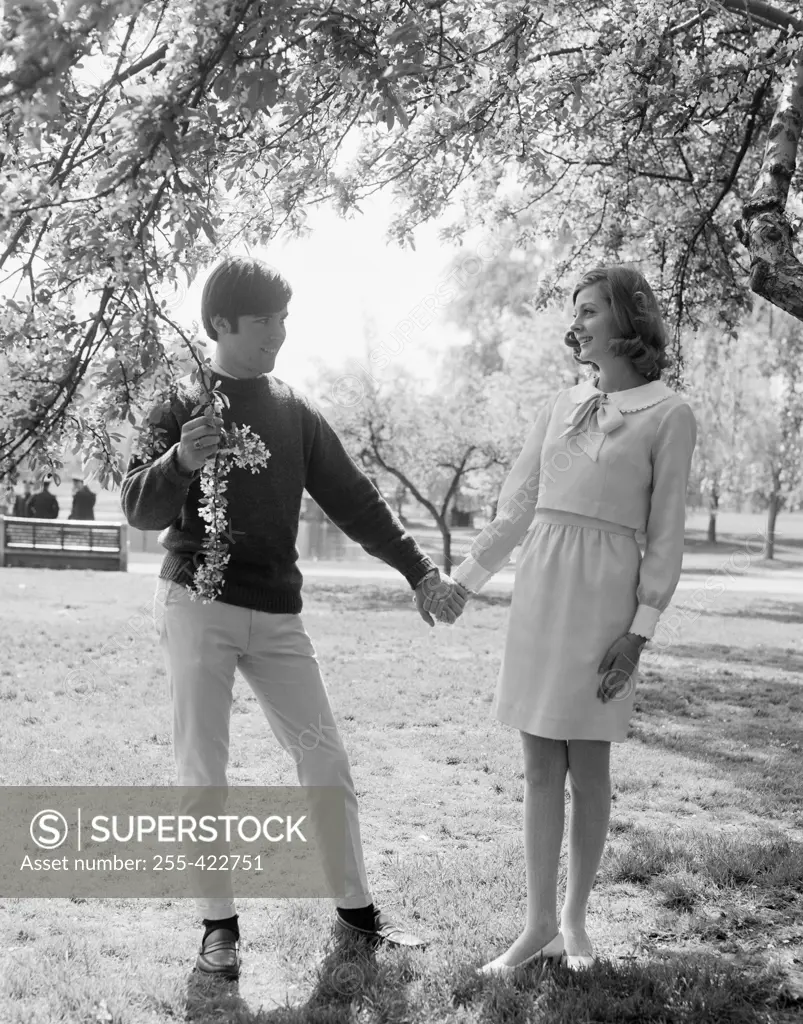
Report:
183,936,414,1023
684,531,803,554
304,581,513,611
634,671,800,735
605,827,803,892
181,942,798,1024
629,663,802,815
185,970,250,1022
453,951,797,1024
651,640,803,674
680,599,803,624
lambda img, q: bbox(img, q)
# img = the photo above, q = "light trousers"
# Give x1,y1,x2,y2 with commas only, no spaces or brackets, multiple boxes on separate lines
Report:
153,578,373,920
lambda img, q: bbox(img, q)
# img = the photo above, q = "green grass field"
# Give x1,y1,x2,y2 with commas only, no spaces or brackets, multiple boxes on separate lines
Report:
0,567,801,1023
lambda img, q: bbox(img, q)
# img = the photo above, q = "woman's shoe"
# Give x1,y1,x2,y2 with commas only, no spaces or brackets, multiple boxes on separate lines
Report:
563,951,595,971
477,931,564,977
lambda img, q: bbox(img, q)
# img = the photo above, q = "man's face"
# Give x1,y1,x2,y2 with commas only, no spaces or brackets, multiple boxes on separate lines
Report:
214,307,288,375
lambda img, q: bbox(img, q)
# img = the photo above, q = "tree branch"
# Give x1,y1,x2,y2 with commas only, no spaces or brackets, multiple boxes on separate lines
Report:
438,446,474,520
363,420,446,529
672,72,774,345
114,44,168,86
720,0,803,34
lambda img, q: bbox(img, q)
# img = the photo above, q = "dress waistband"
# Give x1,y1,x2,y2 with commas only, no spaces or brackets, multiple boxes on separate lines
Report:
534,508,636,539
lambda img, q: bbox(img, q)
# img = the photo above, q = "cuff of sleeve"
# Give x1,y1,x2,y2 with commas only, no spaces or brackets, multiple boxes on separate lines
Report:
451,556,494,594
407,558,439,590
629,604,661,640
161,445,198,485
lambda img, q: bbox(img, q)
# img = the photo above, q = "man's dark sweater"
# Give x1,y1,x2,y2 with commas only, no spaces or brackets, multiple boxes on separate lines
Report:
120,371,437,613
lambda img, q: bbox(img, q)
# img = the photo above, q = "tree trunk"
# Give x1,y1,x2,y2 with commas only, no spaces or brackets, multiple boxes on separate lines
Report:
737,53,803,319
764,469,782,559
765,497,778,560
394,485,406,524
707,482,719,544
438,519,453,574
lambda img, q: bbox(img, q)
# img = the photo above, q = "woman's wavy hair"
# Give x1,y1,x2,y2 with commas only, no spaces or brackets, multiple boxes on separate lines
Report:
563,266,672,382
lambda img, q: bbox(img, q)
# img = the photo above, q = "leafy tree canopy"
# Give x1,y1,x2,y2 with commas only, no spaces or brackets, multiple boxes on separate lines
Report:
0,0,798,483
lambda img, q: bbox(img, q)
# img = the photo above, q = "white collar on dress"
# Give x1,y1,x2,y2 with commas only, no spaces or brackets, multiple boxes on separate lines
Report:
568,378,674,413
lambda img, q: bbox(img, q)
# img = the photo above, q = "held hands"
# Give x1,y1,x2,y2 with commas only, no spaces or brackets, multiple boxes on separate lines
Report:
413,571,471,627
175,413,224,473
596,632,647,703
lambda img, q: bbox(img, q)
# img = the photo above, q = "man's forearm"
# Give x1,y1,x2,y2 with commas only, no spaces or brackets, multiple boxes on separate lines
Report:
120,445,197,531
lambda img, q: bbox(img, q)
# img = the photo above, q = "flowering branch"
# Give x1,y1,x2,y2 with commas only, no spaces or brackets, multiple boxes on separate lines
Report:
186,384,271,602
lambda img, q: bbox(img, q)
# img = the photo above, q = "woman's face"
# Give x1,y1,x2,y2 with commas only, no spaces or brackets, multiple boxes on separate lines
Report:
570,283,619,364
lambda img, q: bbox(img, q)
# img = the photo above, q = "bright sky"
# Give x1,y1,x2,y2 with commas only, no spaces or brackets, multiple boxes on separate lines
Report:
60,58,472,392
174,191,474,395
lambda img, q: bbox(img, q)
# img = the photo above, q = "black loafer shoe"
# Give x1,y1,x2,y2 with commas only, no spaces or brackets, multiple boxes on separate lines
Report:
335,909,427,949
195,927,240,980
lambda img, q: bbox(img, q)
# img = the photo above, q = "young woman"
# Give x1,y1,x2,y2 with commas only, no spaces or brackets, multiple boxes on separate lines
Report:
437,265,697,974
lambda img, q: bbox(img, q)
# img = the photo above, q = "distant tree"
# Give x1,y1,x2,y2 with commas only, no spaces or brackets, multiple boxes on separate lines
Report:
684,302,803,556
321,365,509,572
741,307,803,558
441,222,552,377
685,329,751,542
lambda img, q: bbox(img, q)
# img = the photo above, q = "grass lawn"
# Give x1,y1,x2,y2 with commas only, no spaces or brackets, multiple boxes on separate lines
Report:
0,567,801,1023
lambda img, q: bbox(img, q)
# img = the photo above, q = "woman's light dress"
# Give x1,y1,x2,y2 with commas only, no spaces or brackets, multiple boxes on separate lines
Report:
452,379,697,741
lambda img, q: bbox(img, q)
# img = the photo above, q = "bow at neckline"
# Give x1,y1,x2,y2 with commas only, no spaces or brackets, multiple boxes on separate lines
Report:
558,391,625,462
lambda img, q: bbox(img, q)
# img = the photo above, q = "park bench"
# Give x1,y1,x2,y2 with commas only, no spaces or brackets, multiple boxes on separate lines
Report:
0,516,128,571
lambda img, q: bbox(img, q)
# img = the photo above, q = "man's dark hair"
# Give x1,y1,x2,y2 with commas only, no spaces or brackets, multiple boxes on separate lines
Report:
201,256,293,340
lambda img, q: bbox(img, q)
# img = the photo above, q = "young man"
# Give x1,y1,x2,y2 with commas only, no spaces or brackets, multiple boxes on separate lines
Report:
121,256,466,981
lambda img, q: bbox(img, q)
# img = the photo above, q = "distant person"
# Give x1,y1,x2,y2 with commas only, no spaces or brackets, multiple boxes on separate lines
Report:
2,479,15,515
12,481,33,517
68,477,96,520
27,479,59,519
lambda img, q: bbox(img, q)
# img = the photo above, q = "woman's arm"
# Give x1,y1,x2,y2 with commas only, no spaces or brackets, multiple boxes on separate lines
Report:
628,402,698,639
451,394,559,593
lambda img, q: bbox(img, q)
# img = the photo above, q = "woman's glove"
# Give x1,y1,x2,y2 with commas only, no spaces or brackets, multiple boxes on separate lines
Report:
596,632,647,703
